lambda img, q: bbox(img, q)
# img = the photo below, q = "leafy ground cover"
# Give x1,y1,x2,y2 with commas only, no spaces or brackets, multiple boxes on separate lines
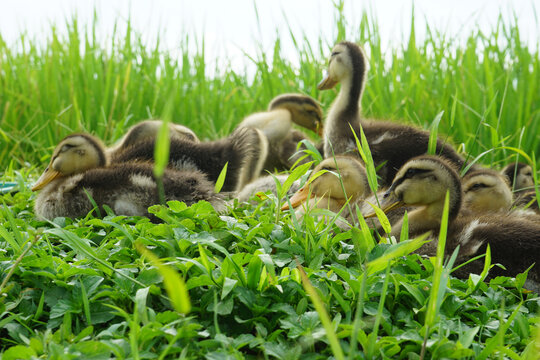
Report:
1,5,540,359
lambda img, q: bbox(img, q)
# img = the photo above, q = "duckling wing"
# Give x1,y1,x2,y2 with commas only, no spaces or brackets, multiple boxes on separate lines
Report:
363,122,467,185
111,128,266,192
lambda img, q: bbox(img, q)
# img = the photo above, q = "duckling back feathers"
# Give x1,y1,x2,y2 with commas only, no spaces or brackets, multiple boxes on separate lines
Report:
112,127,266,192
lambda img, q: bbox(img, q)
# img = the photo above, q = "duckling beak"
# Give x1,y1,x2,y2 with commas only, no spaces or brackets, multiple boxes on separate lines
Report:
363,200,406,219
281,185,311,211
317,71,338,90
316,122,324,137
31,167,62,191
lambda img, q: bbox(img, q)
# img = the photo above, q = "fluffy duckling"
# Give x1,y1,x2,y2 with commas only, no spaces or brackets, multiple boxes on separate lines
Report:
379,156,540,290
512,190,540,214
501,162,534,193
32,134,225,220
279,156,408,230
107,120,199,156
111,127,268,192
318,41,469,185
237,94,323,172
281,156,370,214
461,169,513,214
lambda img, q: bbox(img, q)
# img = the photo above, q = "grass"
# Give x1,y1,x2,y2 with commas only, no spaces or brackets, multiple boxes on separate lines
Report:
1,4,540,359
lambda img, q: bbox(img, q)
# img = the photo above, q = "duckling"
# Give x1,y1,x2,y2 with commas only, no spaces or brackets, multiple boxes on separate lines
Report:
111,127,268,192
281,156,370,214
237,93,323,172
379,156,540,290
318,41,470,185
280,156,408,231
512,190,540,214
107,120,199,157
32,134,225,220
461,169,513,214
501,162,535,193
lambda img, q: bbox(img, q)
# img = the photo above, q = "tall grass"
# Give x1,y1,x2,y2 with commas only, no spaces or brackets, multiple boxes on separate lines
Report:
0,10,538,171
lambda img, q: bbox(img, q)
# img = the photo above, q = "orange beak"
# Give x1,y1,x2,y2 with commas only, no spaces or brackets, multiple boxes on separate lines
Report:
317,71,338,90
281,185,311,211
32,166,62,191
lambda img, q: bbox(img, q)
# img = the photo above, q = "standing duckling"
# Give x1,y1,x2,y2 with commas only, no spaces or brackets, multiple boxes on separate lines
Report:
32,134,225,220
237,93,324,173
318,41,469,185
378,156,540,291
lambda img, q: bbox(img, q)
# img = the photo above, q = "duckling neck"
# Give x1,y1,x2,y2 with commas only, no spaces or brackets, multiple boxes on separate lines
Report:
328,77,361,123
324,68,365,157
394,196,461,237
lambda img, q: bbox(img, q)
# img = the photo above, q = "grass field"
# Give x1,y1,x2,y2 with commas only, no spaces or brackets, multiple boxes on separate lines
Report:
1,7,539,359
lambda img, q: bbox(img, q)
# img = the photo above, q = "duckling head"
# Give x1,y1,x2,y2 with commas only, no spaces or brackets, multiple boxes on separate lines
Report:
268,94,324,136
318,41,367,91
282,156,370,210
381,156,462,220
501,162,534,191
462,169,513,213
32,134,107,191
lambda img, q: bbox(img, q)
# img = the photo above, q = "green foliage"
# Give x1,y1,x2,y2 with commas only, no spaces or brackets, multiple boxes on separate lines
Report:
0,184,538,358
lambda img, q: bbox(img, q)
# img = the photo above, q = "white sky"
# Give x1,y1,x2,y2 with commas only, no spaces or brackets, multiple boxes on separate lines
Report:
0,0,538,72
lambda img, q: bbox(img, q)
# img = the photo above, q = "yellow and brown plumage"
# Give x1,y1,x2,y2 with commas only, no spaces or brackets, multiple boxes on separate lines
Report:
319,41,471,185
111,127,268,192
378,156,540,292
107,120,200,157
461,168,513,214
236,93,323,173
32,133,225,220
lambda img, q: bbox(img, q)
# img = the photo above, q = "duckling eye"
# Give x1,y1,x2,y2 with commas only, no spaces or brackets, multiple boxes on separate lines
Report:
60,144,75,153
470,183,488,190
404,168,418,178
331,51,340,56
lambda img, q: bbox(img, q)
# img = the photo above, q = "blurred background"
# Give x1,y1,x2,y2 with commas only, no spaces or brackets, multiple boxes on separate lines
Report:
1,0,538,72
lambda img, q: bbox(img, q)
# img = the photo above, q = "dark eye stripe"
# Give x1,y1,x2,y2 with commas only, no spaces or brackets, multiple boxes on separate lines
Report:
466,182,490,192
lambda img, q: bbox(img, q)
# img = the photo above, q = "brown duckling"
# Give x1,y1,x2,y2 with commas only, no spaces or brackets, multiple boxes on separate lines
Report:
280,156,408,231
32,134,225,220
379,156,540,291
107,120,199,156
501,162,535,193
237,93,323,173
281,156,370,214
461,168,513,214
512,190,540,214
111,127,268,192
318,41,470,185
